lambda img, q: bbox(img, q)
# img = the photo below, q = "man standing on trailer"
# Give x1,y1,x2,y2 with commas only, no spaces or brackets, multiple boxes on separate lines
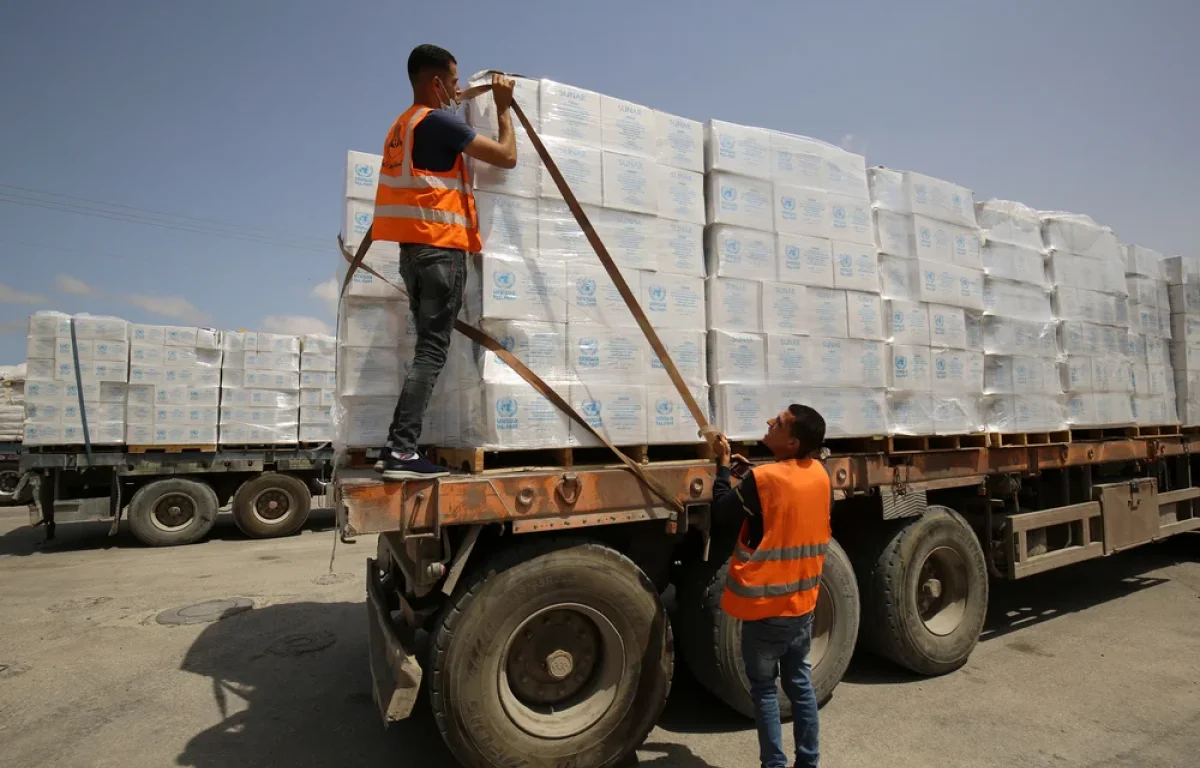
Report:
370,44,517,480
712,405,831,768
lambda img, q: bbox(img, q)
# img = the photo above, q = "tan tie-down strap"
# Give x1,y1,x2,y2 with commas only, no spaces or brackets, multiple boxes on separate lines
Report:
339,81,720,512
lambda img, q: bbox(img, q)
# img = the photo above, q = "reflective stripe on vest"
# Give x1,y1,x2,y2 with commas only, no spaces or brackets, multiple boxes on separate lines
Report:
720,458,832,622
372,105,481,251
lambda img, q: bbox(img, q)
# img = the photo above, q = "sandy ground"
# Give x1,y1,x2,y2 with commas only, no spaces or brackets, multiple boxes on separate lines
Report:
1,508,1198,768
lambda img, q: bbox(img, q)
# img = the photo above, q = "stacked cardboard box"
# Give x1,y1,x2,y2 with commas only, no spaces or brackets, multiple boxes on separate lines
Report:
0,365,25,442
218,331,301,445
23,312,129,446
299,334,335,443
1165,255,1200,425
1123,245,1176,425
126,324,222,445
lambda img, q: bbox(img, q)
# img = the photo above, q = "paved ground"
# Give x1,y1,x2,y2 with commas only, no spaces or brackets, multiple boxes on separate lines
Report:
1,508,1198,768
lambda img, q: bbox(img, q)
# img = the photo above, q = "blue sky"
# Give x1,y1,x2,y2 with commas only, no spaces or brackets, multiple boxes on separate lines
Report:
1,0,1197,364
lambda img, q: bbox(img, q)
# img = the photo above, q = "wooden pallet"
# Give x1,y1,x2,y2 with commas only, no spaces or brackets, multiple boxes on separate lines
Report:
823,436,890,455
26,444,124,453
1131,424,1183,438
887,433,991,453
127,444,218,454
218,443,304,451
1068,426,1137,442
987,431,1071,448
431,444,655,474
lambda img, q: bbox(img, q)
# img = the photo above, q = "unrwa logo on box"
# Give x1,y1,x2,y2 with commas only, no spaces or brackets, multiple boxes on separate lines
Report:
832,205,846,221
582,399,601,418
495,397,518,417
354,163,375,181
725,239,741,257
493,269,516,290
721,185,738,203
576,277,596,297
648,284,667,311
780,195,796,213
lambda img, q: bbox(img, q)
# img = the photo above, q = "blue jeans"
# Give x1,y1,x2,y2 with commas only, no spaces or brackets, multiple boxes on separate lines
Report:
386,244,466,453
741,613,819,768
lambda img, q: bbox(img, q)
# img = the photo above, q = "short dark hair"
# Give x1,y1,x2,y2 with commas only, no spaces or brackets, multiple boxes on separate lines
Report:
408,44,456,84
787,404,825,456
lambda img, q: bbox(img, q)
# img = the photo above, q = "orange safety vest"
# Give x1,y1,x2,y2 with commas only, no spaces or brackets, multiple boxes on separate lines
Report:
373,105,482,252
721,459,832,622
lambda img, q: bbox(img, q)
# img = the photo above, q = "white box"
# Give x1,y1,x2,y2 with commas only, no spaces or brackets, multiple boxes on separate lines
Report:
931,349,984,393
1163,256,1200,286
1169,283,1200,314
334,396,395,447
766,334,810,384
130,343,164,365
928,304,969,348
777,234,834,287
1172,314,1200,344
27,359,54,380
344,150,380,201
707,225,776,281
477,251,567,323
29,311,71,338
832,240,880,292
714,384,769,440
889,393,934,436
1067,393,1133,427
1124,245,1164,279
890,346,932,391
707,277,763,333
879,255,918,300
303,335,336,356
647,330,708,386
641,274,705,330
806,387,888,437
341,198,373,249
656,167,705,224
539,80,601,147
569,384,647,446
477,320,569,384
825,148,870,201
128,323,166,345
707,172,774,231
976,200,1043,252
985,394,1067,433
1060,321,1126,358
828,194,874,247
476,191,540,256
810,338,887,388
1054,287,1128,327
705,120,771,179
337,347,401,397
26,336,58,359
467,73,539,134
301,353,335,372
762,282,805,335
1042,214,1120,262
983,243,1047,287
473,382,571,449
875,210,915,258
916,260,985,310
904,171,977,228
889,300,930,345
602,151,658,214
655,112,704,172
567,262,639,328
594,208,657,271
73,315,128,341
847,291,884,341
806,288,849,338
339,300,406,349
657,219,705,277
769,131,830,188
985,356,1060,395
567,327,647,385
773,184,830,239
300,371,337,389
600,95,657,158
646,384,709,443
91,339,128,363
709,331,766,385
539,138,603,206
473,134,539,198
933,395,984,435
1047,252,1125,295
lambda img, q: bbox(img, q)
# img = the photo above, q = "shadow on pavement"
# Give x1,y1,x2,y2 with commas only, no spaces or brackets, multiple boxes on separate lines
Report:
176,600,452,768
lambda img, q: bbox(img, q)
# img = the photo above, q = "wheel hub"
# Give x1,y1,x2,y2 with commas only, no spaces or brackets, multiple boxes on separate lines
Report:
152,493,196,532
546,649,575,680
254,490,291,522
917,546,968,637
0,470,19,495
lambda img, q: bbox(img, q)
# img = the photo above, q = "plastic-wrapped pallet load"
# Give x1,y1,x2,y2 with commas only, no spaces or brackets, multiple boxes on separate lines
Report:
1121,245,1177,426
1165,254,1200,425
216,330,299,445
299,334,335,443
1040,212,1133,429
0,365,25,442
126,324,221,445
24,311,130,446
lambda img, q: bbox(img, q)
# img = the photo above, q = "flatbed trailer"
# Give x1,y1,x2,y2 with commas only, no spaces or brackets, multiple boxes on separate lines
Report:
341,432,1200,767
0,441,22,504
18,444,333,545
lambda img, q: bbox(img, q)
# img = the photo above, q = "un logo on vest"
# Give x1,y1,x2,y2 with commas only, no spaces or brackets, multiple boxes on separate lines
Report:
496,397,518,417
493,270,516,289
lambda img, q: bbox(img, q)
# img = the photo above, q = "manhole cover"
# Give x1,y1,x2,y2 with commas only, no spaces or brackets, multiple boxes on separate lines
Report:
314,573,353,586
156,598,253,626
265,630,337,658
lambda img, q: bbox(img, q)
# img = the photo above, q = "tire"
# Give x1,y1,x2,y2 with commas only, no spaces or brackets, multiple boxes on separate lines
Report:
678,538,860,718
231,473,312,538
127,478,219,547
0,468,21,505
429,539,673,768
856,505,988,676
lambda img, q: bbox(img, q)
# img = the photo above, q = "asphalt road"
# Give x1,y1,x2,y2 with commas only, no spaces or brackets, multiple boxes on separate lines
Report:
1,508,1198,768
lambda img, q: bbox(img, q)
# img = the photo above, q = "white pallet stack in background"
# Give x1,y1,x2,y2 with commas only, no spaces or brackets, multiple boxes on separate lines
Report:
127,324,221,445
1165,255,1200,425
299,334,335,443
24,311,129,446
1042,213,1133,428
972,201,1064,434
706,122,884,440
0,365,25,442
870,170,986,437
1124,245,1176,426
218,331,301,445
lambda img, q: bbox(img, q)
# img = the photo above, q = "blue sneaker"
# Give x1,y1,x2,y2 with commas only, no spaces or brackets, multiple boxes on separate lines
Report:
376,450,450,481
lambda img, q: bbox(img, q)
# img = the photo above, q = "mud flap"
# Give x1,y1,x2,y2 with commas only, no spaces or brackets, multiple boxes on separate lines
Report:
366,558,423,723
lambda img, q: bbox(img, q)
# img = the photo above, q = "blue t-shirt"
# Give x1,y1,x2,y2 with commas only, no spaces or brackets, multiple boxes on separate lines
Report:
411,110,477,172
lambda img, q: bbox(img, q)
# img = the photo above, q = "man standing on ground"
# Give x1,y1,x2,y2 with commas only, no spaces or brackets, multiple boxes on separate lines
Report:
712,405,831,768
369,44,517,480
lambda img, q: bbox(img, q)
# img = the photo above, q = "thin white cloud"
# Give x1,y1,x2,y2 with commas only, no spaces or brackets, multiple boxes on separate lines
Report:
0,282,49,305
56,274,98,297
312,277,339,316
259,314,333,336
124,294,212,324
839,133,867,155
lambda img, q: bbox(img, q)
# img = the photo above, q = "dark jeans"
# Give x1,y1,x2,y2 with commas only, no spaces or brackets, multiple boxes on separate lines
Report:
386,244,466,453
742,613,819,768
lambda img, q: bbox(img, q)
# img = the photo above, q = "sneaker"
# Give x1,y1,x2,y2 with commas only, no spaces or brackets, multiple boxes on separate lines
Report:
377,450,450,481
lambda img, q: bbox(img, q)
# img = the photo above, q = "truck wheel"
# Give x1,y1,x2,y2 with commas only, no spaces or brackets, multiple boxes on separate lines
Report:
0,469,21,505
429,539,672,768
127,478,219,547
231,473,312,538
678,538,859,718
856,505,988,675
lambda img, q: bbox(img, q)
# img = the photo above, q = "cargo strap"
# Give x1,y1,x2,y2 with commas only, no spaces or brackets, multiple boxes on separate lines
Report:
68,318,93,467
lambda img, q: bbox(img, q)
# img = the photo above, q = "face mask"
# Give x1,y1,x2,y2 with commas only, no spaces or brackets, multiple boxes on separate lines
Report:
436,79,461,116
